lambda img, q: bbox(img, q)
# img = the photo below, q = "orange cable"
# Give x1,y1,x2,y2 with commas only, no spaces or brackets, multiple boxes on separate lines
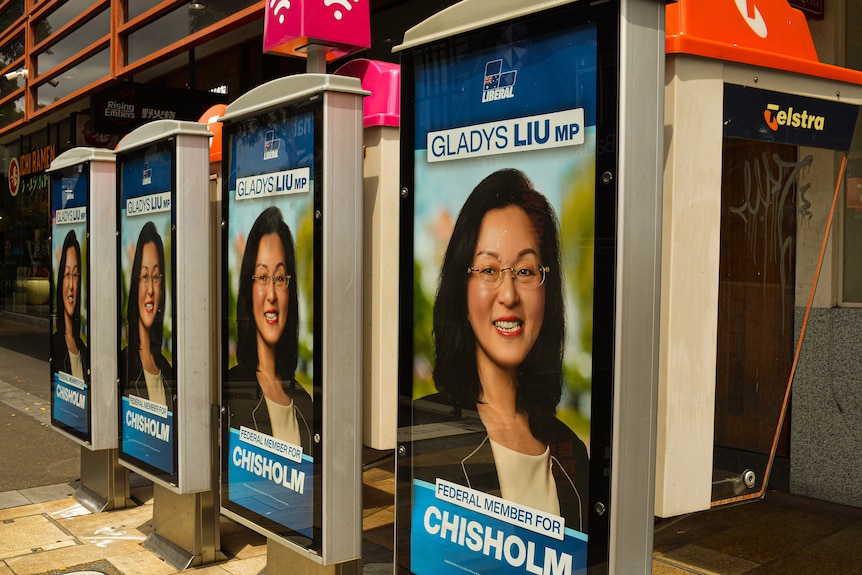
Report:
711,154,848,508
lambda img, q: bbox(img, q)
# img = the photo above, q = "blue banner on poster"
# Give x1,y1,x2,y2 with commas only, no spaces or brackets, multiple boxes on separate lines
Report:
52,172,88,223
121,395,174,474
413,26,597,149
230,112,314,181
53,372,88,435
120,150,172,202
411,480,587,575
227,427,314,539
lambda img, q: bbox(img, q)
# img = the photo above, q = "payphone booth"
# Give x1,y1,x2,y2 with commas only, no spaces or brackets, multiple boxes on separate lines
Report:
115,120,219,568
48,147,130,512
334,58,402,452
655,0,862,519
217,74,366,570
394,0,666,573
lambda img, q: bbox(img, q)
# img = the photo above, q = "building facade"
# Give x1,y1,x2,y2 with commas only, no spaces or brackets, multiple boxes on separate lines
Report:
0,0,459,319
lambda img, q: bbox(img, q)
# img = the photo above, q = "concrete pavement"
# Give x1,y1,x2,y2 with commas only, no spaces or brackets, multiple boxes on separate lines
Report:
0,313,81,492
0,311,396,575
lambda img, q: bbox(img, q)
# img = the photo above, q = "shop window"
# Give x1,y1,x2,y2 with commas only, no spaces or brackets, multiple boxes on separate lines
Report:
34,0,101,44
1,71,25,99
35,8,110,74
0,0,25,31
36,48,109,109
126,0,162,21
0,31,24,74
0,95,24,129
126,0,256,64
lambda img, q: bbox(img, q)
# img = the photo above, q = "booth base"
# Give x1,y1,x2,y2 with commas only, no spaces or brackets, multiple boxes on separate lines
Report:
149,484,224,570
143,532,195,571
76,447,132,512
267,539,362,574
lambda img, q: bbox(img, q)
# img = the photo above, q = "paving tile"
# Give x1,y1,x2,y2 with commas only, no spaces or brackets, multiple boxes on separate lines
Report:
219,527,267,561
659,544,760,575
36,559,123,575
18,483,78,504
0,514,78,561
364,524,395,552
745,543,862,575
57,503,152,542
44,500,91,521
654,513,734,555
363,508,395,531
0,499,85,523
807,522,862,560
218,555,267,575
652,559,704,574
3,542,107,575
103,548,176,575
694,508,848,564
363,483,395,514
0,490,31,510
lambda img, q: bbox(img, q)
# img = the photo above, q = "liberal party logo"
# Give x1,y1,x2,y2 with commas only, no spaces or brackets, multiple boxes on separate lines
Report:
482,59,517,103
264,130,281,160
763,103,825,132
142,162,152,186
63,180,75,203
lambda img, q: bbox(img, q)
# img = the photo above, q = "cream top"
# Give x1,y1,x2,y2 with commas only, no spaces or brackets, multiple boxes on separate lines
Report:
489,437,560,516
264,395,301,447
143,368,167,406
68,350,84,380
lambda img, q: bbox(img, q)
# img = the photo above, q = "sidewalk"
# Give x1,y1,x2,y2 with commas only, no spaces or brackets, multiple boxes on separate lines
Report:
0,471,397,575
0,312,396,574
4,310,862,574
0,467,397,575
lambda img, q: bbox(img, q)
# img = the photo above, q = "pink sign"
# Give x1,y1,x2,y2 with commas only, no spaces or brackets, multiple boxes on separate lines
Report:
264,0,370,61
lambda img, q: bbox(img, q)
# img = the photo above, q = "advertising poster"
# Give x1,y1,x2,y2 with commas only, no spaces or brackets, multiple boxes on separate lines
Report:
118,144,177,479
221,106,317,543
401,14,600,575
50,166,90,440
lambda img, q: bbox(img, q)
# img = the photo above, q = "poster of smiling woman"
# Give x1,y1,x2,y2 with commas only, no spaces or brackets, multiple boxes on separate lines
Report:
50,168,90,440
397,3,618,573
118,142,177,481
221,106,316,544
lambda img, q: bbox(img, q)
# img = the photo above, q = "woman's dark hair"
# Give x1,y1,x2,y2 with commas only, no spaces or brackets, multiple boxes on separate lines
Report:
235,206,299,381
433,168,565,441
55,229,82,338
127,221,166,356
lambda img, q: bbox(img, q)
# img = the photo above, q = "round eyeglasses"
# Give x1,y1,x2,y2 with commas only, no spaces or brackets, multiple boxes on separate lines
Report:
252,274,291,290
466,264,549,289
139,273,162,286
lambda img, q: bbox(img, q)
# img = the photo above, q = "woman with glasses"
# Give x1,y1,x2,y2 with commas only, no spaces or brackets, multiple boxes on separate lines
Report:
225,206,311,450
418,168,589,532
52,229,88,381
123,221,174,410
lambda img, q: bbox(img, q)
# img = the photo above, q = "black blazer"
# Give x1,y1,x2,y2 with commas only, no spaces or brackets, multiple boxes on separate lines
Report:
120,346,176,413
224,362,314,455
410,393,589,533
